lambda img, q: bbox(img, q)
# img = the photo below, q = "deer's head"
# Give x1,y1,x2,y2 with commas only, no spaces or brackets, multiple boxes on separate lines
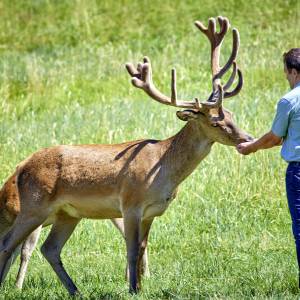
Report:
126,16,252,146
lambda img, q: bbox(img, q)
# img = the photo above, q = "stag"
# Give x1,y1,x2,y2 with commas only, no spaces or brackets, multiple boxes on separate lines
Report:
0,17,252,295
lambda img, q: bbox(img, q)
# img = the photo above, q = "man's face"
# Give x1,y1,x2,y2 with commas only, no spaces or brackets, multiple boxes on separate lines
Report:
284,63,299,89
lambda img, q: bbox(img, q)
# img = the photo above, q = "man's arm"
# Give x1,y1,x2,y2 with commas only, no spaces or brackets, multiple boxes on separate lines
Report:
236,131,282,155
237,97,292,156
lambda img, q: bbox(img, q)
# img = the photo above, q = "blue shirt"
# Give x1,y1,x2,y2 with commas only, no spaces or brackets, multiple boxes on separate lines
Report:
271,82,300,162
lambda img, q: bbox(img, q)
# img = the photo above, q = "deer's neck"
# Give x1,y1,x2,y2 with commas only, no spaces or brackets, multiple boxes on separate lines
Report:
160,121,213,187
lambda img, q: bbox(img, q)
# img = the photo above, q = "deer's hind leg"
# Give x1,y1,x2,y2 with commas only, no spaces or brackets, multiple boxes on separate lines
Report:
0,175,51,285
0,213,21,283
41,212,80,296
16,225,42,289
0,214,46,284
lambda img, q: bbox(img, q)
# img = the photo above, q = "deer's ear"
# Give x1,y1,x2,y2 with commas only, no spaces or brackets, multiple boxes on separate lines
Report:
176,110,199,121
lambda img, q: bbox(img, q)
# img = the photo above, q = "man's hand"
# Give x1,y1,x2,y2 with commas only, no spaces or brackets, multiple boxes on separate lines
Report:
236,141,256,155
236,131,282,156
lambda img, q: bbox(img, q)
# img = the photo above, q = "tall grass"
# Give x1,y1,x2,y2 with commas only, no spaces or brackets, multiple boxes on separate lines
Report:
0,0,300,299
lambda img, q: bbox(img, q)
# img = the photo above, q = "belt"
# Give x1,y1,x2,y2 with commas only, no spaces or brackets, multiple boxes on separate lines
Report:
289,161,300,166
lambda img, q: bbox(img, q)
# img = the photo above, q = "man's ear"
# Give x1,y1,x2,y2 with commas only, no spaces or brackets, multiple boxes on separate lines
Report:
176,110,199,121
292,68,298,76
292,68,300,78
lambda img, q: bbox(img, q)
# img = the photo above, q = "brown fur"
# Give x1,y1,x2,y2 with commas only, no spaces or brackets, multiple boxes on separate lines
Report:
0,174,20,222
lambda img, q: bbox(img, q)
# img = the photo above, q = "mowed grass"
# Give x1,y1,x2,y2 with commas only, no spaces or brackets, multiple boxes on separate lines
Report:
0,0,300,299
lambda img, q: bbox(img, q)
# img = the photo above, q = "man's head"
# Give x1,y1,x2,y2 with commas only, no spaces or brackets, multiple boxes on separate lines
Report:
283,48,300,89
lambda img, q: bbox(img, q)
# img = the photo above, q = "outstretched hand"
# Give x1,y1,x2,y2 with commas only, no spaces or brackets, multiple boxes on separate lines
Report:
236,141,255,155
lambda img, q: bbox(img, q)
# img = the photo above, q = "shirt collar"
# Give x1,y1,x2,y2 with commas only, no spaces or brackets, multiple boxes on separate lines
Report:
294,81,300,89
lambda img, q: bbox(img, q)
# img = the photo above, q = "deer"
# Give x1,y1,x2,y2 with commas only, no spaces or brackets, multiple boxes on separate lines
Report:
0,16,252,295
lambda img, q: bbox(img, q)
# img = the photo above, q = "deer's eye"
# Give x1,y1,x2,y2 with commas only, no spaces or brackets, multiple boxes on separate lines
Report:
221,125,232,134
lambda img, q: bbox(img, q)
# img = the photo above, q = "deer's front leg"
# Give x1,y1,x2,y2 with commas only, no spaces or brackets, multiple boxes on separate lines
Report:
137,218,153,285
123,213,141,294
111,218,150,280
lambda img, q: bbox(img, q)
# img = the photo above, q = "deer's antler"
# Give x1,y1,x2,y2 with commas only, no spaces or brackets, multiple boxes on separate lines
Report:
126,17,243,110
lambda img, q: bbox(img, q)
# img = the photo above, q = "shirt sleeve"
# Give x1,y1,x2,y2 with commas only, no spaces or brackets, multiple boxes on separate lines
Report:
271,98,293,138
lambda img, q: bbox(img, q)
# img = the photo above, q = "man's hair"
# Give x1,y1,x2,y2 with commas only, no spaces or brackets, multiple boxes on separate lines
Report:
283,48,300,73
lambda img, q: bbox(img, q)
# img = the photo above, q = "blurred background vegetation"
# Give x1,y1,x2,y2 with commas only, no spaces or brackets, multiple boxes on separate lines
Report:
0,0,300,299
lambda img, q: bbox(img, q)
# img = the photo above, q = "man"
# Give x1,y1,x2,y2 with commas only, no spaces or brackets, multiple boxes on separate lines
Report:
237,48,300,286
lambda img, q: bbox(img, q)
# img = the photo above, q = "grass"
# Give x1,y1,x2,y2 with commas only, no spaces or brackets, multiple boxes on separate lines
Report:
0,0,300,299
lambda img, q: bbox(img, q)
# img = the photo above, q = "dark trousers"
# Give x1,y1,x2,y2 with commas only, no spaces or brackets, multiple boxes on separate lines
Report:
286,162,300,269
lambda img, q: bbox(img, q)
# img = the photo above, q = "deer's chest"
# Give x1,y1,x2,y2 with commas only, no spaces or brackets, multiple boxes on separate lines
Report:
142,187,178,220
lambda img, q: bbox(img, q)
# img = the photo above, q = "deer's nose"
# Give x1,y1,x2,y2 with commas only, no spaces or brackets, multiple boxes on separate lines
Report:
245,134,254,142
237,134,253,143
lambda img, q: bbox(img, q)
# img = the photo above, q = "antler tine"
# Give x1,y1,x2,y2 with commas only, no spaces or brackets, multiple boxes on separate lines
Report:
130,63,150,89
125,57,200,109
214,28,239,81
217,16,229,40
194,20,207,34
171,68,177,104
207,18,217,40
125,63,140,78
224,68,243,98
223,61,237,91
201,84,224,108
194,97,201,110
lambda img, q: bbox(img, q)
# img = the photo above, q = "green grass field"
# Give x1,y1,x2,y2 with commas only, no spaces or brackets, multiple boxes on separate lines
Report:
0,0,300,299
